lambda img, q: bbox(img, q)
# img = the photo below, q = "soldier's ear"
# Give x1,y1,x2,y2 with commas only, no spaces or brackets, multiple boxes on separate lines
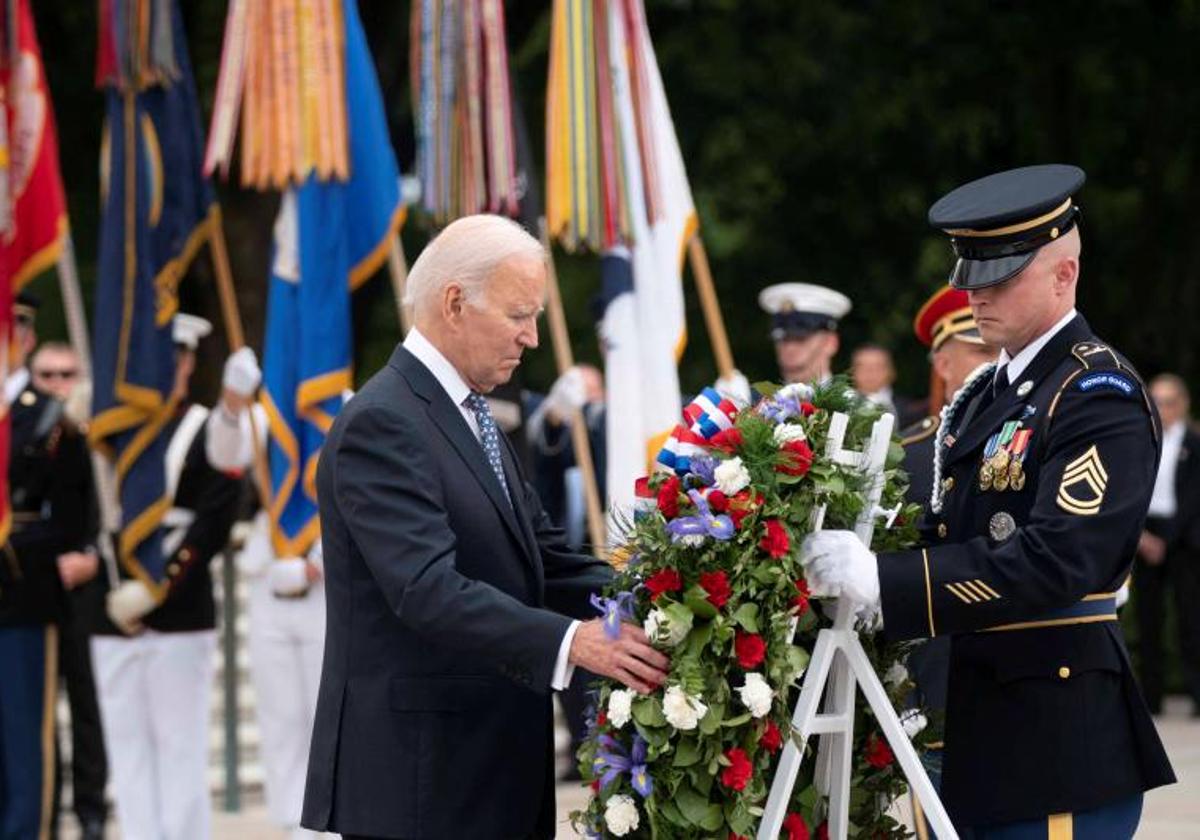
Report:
1052,256,1079,291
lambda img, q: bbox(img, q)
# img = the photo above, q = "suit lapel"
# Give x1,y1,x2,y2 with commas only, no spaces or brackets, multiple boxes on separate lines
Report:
947,315,1093,465
391,346,534,562
499,435,545,592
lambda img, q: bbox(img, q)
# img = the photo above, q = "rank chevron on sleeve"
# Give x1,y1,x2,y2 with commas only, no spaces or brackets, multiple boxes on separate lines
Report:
1056,444,1108,515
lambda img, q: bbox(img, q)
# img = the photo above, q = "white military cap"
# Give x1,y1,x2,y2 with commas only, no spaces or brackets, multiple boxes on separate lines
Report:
172,313,213,350
758,283,852,341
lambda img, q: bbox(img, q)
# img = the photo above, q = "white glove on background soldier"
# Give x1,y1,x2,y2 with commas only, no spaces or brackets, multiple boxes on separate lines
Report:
223,346,262,397
800,530,881,607
106,580,158,635
545,366,588,421
714,369,752,406
268,557,310,596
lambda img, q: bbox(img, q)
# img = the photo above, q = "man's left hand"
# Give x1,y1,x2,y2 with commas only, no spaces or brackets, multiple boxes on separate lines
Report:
223,346,262,398
800,530,880,607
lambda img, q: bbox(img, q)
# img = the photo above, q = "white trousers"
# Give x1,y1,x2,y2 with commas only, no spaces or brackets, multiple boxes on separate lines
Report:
92,630,216,840
247,576,325,833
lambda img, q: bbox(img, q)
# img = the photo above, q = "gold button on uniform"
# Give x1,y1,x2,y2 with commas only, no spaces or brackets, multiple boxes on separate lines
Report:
942,477,955,493
167,563,180,576
1058,666,1071,679
937,523,948,538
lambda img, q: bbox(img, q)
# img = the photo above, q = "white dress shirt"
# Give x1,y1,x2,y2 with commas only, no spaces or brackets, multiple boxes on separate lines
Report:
995,309,1078,385
1149,421,1186,518
403,328,579,690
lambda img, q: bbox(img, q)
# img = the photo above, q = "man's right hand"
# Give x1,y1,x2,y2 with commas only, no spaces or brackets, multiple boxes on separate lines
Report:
1139,531,1166,566
569,619,670,694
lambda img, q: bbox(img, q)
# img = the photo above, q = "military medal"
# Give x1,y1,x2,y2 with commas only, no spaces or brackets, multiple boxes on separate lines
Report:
989,511,1017,541
979,463,995,491
1007,428,1033,492
993,468,1010,492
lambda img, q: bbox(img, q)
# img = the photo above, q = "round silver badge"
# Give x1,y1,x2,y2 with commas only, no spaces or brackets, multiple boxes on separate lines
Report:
1017,381,1033,397
989,511,1017,542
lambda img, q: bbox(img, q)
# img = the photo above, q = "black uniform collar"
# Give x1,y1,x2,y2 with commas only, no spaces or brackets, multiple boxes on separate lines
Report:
946,314,1092,465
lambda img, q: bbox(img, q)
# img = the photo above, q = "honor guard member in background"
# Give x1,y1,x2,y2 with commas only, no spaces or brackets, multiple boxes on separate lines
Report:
1135,373,1200,715
30,340,110,840
758,282,850,385
801,165,1175,837
91,313,261,840
0,292,94,839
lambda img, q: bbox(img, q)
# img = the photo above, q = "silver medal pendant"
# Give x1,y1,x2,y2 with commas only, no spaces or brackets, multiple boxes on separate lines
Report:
989,511,1017,542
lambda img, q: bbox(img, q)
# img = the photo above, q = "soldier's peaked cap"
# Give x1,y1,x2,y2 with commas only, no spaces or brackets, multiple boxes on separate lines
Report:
929,164,1085,291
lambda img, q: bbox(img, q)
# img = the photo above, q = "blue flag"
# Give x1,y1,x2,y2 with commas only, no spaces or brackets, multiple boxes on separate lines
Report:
90,0,215,591
260,0,405,557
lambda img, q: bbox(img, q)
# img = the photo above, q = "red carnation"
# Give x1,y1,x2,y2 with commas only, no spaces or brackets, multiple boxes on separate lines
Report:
596,711,608,727
800,402,817,417
793,579,811,614
777,439,814,477
816,823,829,840
634,476,653,498
591,779,601,792
719,747,753,791
729,490,761,529
645,568,683,601
729,834,749,840
865,733,894,769
710,427,744,453
760,519,790,559
783,813,810,840
760,719,783,753
707,489,730,513
699,570,732,609
657,475,682,517
735,632,767,669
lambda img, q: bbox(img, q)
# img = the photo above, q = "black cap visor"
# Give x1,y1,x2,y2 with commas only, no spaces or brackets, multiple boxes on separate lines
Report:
949,251,1036,291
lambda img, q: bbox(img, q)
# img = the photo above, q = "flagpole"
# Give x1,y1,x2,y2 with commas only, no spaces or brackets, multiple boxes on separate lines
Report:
208,206,274,513
387,234,412,334
539,218,607,556
686,233,736,379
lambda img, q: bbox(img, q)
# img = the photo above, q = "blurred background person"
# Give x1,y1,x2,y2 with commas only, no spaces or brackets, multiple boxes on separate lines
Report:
1135,373,1200,716
757,282,850,385
851,342,925,427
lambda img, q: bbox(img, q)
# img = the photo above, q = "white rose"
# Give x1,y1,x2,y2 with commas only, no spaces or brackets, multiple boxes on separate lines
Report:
778,382,815,402
713,456,751,495
607,689,635,729
901,710,928,739
662,685,708,731
643,608,690,648
604,794,640,836
884,661,908,689
773,423,808,445
738,672,775,718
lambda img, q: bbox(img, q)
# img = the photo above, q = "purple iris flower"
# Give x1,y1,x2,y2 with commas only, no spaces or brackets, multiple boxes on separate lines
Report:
688,453,717,486
666,490,735,544
593,734,654,798
759,394,803,424
590,591,636,640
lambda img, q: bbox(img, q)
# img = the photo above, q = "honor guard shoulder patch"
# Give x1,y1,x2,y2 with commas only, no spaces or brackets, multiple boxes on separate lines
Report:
1077,372,1136,396
1057,445,1108,515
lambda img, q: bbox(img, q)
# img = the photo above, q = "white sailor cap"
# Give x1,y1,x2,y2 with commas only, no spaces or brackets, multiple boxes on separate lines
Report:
758,283,852,341
172,313,213,351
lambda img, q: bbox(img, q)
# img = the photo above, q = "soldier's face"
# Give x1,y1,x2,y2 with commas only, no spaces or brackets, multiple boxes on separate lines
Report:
449,255,544,394
968,237,1078,354
776,331,837,384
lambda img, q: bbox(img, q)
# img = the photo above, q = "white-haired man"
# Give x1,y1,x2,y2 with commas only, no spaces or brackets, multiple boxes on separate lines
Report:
301,215,669,839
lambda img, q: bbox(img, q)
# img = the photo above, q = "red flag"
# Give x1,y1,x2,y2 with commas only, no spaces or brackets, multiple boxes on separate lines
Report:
1,0,68,292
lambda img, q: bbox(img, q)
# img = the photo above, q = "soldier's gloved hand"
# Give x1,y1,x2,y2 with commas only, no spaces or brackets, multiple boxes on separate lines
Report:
106,580,158,635
714,370,752,406
544,367,587,422
268,557,310,596
223,347,262,397
800,530,880,607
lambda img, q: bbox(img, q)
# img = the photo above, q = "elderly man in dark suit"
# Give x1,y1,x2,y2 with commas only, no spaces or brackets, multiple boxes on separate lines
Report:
301,214,669,840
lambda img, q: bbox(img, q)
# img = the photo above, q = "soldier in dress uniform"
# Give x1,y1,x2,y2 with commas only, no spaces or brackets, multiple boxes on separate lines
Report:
802,165,1175,838
90,313,261,840
758,283,851,385
0,292,94,839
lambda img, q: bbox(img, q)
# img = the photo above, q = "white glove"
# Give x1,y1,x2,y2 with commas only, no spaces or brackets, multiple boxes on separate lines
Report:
545,367,588,418
223,347,262,397
714,370,752,406
106,580,158,635
799,530,880,607
268,557,310,596
1115,580,1130,610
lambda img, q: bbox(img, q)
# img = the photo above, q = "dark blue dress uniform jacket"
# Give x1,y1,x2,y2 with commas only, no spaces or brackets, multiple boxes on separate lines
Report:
301,345,612,840
878,314,1175,826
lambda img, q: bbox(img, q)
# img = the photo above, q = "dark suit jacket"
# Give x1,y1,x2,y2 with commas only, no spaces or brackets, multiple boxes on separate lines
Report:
1156,423,1200,554
301,345,612,839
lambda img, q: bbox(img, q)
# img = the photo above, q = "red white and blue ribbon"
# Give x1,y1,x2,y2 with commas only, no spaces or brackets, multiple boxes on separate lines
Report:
655,387,738,474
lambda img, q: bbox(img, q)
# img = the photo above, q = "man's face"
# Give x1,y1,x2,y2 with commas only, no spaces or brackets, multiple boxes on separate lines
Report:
775,331,837,385
31,348,81,400
450,256,545,394
933,339,999,400
966,246,1070,354
851,348,893,394
1151,381,1189,428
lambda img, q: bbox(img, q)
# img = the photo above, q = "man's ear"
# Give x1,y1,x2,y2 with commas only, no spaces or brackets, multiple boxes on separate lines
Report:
442,282,465,322
1053,257,1079,292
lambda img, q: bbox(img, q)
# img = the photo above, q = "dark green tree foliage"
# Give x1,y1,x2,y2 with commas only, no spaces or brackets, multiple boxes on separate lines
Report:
29,1,1200,402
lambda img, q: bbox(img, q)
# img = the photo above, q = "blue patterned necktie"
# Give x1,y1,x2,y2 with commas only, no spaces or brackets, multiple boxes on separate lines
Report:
464,392,511,503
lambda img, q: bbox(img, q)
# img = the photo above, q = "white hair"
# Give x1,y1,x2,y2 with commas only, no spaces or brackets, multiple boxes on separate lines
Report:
404,214,545,316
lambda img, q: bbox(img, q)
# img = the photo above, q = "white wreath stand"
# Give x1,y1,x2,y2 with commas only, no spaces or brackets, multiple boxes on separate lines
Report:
757,412,958,840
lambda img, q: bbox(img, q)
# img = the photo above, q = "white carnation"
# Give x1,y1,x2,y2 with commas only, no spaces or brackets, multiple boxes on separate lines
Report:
607,689,635,729
738,672,775,718
773,423,808,445
884,661,908,689
604,794,640,836
713,456,751,495
643,608,691,648
901,710,928,739
662,685,708,731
